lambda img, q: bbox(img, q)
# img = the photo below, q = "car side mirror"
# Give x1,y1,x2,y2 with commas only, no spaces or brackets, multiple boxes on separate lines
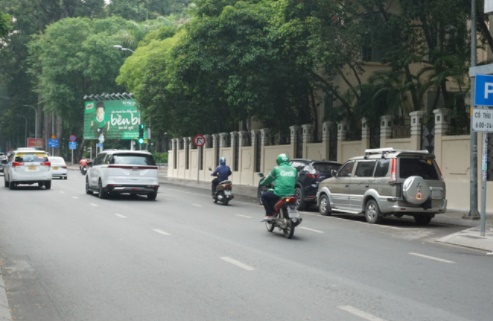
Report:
87,161,93,167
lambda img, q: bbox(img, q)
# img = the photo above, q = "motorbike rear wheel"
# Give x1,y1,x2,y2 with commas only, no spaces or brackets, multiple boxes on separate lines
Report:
281,208,295,239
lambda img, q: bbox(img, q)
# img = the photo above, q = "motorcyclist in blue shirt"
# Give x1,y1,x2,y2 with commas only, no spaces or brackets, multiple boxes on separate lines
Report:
211,157,232,195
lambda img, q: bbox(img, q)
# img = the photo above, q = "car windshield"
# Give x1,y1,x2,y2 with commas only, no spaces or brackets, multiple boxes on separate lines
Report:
399,158,439,180
111,154,156,166
15,152,48,162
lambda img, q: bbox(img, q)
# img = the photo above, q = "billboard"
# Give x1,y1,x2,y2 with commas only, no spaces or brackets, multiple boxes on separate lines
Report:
83,99,142,140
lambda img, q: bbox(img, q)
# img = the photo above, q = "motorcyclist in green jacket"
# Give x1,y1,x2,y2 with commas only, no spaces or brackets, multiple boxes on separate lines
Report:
259,153,297,221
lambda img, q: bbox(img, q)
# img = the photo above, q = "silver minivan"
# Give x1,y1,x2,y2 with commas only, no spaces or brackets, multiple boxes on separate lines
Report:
316,148,447,225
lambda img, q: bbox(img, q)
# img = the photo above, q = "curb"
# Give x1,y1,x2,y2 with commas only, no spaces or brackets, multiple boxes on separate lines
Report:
0,269,12,321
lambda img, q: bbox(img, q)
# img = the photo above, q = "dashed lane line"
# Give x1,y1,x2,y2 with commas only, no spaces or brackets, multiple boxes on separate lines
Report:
338,305,387,321
192,204,203,208
114,214,127,219
299,226,324,233
220,257,255,271
72,196,79,199
409,252,455,264
90,203,98,207
235,214,252,219
153,229,171,236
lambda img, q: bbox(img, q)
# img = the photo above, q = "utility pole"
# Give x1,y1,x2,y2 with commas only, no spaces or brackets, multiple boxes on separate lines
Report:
467,0,480,220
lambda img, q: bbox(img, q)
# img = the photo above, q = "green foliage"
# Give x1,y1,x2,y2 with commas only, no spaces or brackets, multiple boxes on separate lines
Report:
152,152,168,163
0,11,11,37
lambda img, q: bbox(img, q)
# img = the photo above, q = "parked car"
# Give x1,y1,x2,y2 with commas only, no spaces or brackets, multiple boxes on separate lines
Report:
2,149,52,189
0,152,6,173
257,158,342,210
48,156,68,180
316,147,447,225
85,149,159,200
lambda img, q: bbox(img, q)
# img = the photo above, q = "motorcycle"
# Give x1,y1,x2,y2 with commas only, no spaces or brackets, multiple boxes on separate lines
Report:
258,173,302,239
80,166,87,175
209,168,234,205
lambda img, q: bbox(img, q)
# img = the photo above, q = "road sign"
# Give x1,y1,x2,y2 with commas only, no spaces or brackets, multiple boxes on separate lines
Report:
69,134,76,142
48,138,59,148
472,108,493,132
474,75,493,106
51,134,56,139
69,141,77,150
193,134,206,147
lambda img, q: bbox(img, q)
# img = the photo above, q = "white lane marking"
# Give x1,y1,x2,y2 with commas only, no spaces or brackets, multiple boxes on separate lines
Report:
114,214,127,219
220,257,255,271
235,214,252,219
90,203,98,207
72,196,79,199
192,204,203,207
409,252,455,264
59,191,65,194
299,226,324,233
153,229,171,236
338,305,387,321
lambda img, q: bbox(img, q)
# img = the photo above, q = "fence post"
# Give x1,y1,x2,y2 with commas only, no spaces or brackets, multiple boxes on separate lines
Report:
410,111,424,150
380,115,392,147
337,120,347,163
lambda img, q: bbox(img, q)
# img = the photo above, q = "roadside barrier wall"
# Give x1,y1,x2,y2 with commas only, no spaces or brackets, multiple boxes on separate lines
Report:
168,108,491,213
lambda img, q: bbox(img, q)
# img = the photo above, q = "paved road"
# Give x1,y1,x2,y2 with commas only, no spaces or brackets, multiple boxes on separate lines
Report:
1,171,492,321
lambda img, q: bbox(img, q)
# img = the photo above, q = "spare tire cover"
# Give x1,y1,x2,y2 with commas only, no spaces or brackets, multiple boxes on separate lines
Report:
402,176,430,205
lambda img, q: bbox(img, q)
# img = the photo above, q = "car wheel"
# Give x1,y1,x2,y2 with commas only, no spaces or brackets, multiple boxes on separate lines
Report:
44,181,51,189
4,178,8,188
98,180,108,199
294,187,306,210
319,194,332,216
414,214,432,226
147,192,157,200
364,199,382,224
9,182,15,190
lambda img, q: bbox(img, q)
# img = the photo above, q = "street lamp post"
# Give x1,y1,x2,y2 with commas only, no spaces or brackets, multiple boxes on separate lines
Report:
16,115,27,146
22,105,38,138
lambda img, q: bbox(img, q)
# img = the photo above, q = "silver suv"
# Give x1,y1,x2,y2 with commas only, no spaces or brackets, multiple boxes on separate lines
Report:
316,148,447,225
3,149,52,189
86,150,159,200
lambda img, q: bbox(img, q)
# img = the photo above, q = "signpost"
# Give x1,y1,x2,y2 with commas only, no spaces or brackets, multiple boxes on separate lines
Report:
193,134,206,183
471,73,493,236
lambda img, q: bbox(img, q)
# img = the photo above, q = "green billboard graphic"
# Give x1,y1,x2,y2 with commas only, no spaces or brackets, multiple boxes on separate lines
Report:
83,99,143,140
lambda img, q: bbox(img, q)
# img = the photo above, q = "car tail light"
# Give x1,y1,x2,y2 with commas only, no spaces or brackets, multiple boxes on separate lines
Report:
12,161,23,167
306,173,320,179
61,166,67,169
389,158,397,183
41,161,51,167
434,160,444,180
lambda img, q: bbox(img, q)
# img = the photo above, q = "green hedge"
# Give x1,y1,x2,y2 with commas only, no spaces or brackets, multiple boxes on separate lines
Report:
152,152,168,164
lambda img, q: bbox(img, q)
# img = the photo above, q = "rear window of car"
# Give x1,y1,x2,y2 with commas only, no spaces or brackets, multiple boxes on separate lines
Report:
15,152,49,162
399,158,439,180
110,154,156,166
49,157,65,164
313,163,341,173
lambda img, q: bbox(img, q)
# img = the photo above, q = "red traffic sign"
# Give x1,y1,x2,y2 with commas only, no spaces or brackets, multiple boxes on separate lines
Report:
193,134,206,147
69,134,76,142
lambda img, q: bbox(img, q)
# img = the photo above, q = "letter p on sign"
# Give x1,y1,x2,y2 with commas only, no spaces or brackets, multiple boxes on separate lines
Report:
475,74,493,107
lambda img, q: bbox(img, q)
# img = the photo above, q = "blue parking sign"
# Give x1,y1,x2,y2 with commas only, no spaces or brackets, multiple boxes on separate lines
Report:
474,75,493,106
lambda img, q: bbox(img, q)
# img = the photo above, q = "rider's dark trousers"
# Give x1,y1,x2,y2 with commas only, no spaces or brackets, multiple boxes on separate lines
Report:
261,191,280,215
211,178,219,194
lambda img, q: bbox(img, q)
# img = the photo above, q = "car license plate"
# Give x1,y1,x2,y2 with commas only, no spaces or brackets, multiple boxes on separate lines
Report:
287,206,299,218
28,165,36,170
53,166,58,170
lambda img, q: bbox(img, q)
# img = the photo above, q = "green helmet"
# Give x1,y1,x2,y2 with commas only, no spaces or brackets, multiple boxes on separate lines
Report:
276,153,289,165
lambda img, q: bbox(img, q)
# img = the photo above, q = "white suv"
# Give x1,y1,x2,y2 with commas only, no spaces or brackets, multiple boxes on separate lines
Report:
85,150,159,200
3,149,52,189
